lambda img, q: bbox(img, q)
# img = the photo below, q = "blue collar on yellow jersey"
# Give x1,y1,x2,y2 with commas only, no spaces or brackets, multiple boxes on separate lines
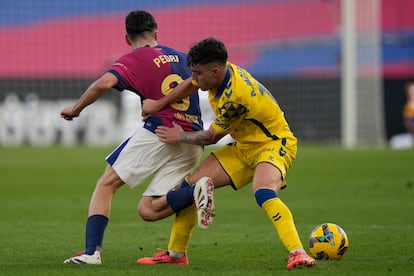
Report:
215,66,231,99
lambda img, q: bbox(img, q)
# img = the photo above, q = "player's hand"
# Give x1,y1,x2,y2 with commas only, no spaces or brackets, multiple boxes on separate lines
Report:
142,99,162,120
60,106,80,121
155,122,183,144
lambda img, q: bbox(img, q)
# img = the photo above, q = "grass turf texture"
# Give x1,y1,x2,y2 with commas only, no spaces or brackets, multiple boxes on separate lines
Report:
0,145,413,275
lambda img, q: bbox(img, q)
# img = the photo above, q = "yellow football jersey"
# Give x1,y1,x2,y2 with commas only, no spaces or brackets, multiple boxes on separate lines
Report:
206,62,296,146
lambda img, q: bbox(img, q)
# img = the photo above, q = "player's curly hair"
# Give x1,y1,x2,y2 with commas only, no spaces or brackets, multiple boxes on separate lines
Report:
187,37,228,67
125,10,158,39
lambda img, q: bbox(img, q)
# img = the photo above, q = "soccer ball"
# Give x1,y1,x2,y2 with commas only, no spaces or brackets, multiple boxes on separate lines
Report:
308,223,349,260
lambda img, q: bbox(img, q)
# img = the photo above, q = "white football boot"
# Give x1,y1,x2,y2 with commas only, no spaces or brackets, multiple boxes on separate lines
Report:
63,250,102,265
193,176,215,229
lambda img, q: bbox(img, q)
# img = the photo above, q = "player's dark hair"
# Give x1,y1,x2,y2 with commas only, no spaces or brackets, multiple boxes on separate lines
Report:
187,37,228,67
125,10,158,39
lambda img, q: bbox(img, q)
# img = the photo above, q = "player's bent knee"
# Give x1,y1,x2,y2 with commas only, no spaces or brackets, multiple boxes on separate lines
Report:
137,207,157,221
254,188,277,207
137,204,168,221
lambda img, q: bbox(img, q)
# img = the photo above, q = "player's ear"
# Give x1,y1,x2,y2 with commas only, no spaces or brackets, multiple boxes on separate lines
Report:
125,34,132,46
153,31,158,41
212,65,221,76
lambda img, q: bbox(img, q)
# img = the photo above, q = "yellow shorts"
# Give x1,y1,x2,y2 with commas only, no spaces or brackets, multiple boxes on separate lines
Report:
211,138,297,190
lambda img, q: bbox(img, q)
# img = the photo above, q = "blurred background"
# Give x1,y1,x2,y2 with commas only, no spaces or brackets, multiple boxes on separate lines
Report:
0,0,413,148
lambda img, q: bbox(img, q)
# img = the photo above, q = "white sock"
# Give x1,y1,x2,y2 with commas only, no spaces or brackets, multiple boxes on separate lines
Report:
290,248,305,254
168,251,184,258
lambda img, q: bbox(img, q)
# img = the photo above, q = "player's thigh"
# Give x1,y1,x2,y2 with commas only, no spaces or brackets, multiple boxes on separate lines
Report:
251,139,296,191
252,162,283,192
188,154,232,188
192,145,254,189
96,165,124,192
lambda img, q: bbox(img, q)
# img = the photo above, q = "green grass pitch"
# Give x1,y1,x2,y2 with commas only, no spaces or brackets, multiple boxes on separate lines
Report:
1,145,413,275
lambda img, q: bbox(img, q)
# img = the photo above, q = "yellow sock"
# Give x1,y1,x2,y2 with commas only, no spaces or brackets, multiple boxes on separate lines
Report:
167,204,197,253
262,197,303,252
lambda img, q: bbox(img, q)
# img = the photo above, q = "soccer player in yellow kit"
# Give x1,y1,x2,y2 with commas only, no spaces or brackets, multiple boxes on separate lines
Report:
139,37,316,270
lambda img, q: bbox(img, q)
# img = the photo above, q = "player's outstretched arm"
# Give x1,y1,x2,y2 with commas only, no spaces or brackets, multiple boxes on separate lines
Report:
156,123,224,146
60,73,118,121
141,78,197,119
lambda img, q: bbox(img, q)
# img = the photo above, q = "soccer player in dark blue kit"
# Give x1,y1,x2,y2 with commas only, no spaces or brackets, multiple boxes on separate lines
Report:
61,10,213,264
